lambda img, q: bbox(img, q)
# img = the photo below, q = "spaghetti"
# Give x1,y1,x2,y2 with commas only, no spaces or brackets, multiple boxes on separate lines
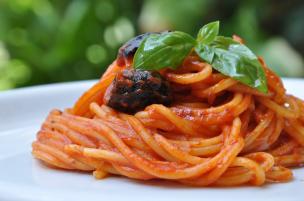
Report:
32,36,304,186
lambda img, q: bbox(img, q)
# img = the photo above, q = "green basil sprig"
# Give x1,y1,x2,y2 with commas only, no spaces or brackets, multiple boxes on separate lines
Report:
196,21,219,44
133,21,268,93
133,31,195,70
194,23,267,93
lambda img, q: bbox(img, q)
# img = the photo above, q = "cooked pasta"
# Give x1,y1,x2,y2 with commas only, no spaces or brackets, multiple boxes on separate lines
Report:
32,27,304,186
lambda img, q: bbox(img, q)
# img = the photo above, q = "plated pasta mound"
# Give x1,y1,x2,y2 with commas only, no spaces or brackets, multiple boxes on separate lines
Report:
32,21,304,186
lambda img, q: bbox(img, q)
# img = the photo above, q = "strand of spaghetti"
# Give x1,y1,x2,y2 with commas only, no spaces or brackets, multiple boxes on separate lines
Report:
66,144,176,170
94,163,120,175
245,152,275,172
38,140,95,171
217,161,262,185
250,118,277,151
58,112,151,152
146,104,199,136
293,96,304,121
259,57,286,101
32,142,91,170
230,94,252,119
189,144,222,156
91,103,150,149
101,120,149,150
91,103,151,151
63,153,95,171
275,153,304,167
38,133,67,150
36,140,101,171
286,95,301,117
65,145,128,178
269,139,299,156
228,117,242,142
44,121,97,148
95,105,123,123
239,106,253,135
66,144,152,179
99,163,121,175
168,135,222,147
137,111,220,136
52,113,110,144
96,118,141,142
166,63,212,84
93,170,108,179
192,78,238,98
64,145,109,169
173,93,243,114
220,167,249,177
173,102,209,109
244,113,276,152
73,61,122,116
228,83,272,97
180,138,244,186
284,120,304,146
200,73,226,84
266,166,293,182
244,111,274,147
268,115,284,145
35,131,67,150
135,117,176,131
32,150,73,169
214,165,259,186
154,134,208,164
37,128,71,145
121,114,180,162
229,157,265,185
214,170,252,186
257,97,299,119
72,74,115,117
87,117,243,179
83,147,129,166
93,104,120,120
99,60,122,81
170,94,249,125
154,128,226,163
112,164,154,180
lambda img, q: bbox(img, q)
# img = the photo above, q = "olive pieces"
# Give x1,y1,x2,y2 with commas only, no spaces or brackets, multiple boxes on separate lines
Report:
116,31,170,66
104,69,172,114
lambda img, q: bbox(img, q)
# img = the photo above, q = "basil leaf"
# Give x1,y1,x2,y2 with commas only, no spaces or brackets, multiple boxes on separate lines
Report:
194,43,215,63
133,31,195,70
197,21,219,44
195,36,268,93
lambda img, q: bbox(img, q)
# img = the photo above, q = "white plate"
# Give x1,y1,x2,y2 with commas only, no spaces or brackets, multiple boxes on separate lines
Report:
1,78,304,201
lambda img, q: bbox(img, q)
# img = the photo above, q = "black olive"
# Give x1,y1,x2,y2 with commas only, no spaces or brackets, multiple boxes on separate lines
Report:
104,69,172,114
116,33,154,66
118,33,153,58
116,31,171,66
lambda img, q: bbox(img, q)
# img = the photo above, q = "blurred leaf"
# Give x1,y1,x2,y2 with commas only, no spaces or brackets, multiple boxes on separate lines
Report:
139,0,213,34
0,59,31,90
258,37,304,77
0,0,303,91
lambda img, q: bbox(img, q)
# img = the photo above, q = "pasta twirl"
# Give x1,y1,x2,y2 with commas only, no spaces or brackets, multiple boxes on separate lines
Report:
32,28,304,186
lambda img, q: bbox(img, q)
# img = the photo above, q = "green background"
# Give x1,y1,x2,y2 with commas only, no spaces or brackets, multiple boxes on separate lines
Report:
0,0,303,91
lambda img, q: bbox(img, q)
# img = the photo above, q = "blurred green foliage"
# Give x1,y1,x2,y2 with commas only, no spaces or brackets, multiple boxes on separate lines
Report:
0,0,303,90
